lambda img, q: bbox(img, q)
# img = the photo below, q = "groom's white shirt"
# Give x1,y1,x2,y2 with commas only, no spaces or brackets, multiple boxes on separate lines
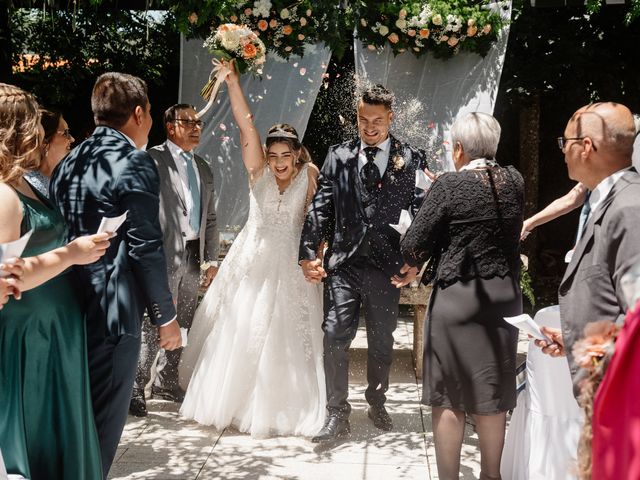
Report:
358,137,391,176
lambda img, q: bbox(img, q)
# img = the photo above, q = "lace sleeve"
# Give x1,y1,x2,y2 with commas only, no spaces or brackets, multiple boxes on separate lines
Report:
401,175,449,267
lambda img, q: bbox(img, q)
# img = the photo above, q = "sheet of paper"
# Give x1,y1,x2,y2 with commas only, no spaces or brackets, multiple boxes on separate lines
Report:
504,314,552,342
180,327,189,348
390,209,413,236
97,211,128,235
415,169,433,190
564,249,574,264
0,230,33,277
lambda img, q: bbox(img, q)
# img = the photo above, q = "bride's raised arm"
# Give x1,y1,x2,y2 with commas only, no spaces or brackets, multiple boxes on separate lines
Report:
224,61,265,179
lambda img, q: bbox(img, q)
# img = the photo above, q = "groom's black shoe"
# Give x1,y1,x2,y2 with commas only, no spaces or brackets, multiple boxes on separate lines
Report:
311,416,350,443
151,386,185,403
368,405,393,431
129,389,147,417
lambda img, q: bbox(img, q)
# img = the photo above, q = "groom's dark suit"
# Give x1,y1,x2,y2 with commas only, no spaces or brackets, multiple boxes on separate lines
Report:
299,135,426,418
50,126,177,477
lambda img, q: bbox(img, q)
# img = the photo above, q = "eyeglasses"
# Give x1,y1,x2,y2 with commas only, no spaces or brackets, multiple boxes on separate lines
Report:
557,136,598,152
57,129,72,139
175,119,205,129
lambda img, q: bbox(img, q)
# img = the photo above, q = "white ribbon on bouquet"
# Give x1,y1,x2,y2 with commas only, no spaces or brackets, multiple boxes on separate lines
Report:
196,58,233,119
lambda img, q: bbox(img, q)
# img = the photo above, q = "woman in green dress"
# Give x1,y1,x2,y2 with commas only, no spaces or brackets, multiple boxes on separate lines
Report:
0,83,111,479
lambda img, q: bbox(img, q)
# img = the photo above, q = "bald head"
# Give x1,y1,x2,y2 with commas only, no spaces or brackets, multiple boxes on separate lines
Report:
568,102,635,158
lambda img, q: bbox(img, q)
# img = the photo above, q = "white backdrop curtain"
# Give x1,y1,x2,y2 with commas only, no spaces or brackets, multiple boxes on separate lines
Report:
354,2,512,172
179,38,331,233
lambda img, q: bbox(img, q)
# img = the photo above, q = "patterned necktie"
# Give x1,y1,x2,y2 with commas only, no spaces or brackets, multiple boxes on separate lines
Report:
361,146,381,194
181,151,201,233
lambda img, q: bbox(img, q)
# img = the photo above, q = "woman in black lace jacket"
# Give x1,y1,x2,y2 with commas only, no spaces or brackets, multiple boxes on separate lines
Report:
401,112,524,480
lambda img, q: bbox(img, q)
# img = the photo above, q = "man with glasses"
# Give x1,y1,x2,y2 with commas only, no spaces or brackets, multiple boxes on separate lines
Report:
533,102,640,392
131,103,219,415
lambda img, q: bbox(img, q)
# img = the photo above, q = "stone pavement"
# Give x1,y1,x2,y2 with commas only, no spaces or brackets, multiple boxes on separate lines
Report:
109,316,494,480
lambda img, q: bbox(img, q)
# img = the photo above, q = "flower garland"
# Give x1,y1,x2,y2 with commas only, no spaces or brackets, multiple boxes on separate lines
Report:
179,1,508,60
355,1,508,59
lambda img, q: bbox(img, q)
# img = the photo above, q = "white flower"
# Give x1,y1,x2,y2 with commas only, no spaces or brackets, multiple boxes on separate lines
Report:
253,0,272,18
220,29,242,50
379,25,389,36
432,14,443,26
395,18,407,30
360,18,368,27
280,8,290,19
399,9,408,19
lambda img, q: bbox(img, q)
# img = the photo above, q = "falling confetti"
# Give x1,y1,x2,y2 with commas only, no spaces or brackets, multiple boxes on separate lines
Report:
299,67,307,75
219,123,227,131
428,122,435,129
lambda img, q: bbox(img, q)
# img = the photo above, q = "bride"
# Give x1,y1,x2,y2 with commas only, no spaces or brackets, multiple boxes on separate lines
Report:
178,63,326,437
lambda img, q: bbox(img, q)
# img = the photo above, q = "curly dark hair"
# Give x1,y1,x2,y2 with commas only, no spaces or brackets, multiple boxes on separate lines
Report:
361,84,395,110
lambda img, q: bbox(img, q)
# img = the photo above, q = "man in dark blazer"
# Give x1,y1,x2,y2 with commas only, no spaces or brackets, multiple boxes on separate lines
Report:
299,85,427,442
131,104,219,413
536,102,640,388
50,72,181,478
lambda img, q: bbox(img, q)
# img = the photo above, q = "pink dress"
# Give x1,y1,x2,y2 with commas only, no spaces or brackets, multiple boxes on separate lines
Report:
592,301,640,479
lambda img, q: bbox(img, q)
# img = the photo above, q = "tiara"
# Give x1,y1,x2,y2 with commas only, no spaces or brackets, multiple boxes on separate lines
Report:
266,127,298,140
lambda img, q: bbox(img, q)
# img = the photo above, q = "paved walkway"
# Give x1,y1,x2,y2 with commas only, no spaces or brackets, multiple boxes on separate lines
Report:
109,317,489,480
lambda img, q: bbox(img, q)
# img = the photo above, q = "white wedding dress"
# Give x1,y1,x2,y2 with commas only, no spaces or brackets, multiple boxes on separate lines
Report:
178,164,326,437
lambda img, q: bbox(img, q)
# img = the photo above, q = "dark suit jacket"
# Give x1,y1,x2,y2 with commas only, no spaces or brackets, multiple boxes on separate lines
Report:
148,143,219,297
559,169,640,380
50,126,177,337
299,135,427,277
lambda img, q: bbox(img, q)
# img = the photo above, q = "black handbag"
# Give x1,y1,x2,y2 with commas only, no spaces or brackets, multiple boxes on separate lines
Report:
420,250,440,286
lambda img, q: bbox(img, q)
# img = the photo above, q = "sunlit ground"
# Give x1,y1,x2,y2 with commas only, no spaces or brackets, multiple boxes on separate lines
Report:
108,316,501,480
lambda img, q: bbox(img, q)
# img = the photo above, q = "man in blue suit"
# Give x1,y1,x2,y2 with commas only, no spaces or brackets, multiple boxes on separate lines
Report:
50,72,181,478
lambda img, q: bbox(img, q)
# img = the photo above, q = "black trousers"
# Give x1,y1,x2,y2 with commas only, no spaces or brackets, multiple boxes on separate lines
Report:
323,257,400,418
135,239,201,393
87,332,141,479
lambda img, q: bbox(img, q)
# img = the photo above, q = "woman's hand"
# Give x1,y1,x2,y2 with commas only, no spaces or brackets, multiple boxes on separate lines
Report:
68,233,111,265
0,257,24,306
223,59,240,85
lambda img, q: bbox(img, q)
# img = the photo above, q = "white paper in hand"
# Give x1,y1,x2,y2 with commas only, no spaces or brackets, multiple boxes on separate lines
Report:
390,209,413,236
415,169,433,190
0,229,33,277
180,327,189,348
504,314,552,342
97,211,128,235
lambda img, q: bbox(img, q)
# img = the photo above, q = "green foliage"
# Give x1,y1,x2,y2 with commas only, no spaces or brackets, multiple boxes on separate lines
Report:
520,260,536,309
353,0,507,59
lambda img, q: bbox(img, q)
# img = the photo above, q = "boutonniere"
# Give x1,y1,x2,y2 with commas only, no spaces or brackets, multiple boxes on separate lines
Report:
392,154,405,171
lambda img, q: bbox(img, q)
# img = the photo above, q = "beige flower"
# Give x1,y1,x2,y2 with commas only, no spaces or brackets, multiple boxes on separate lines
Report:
399,8,408,19
188,12,198,24
467,25,477,37
361,18,368,27
432,14,443,26
407,29,416,37
395,18,407,30
378,25,389,36
393,155,405,170
298,33,305,41
300,17,307,26
269,18,278,28
388,33,400,44
468,18,476,27
483,24,492,34
280,8,290,19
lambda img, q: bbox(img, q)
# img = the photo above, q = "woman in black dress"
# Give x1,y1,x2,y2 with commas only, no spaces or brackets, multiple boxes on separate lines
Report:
401,112,524,480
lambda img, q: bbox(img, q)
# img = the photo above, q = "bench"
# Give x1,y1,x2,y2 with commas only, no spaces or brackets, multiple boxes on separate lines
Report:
399,283,432,378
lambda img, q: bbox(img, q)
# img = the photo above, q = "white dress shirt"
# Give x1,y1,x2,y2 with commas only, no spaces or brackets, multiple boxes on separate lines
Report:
358,137,391,176
589,167,632,214
166,140,201,241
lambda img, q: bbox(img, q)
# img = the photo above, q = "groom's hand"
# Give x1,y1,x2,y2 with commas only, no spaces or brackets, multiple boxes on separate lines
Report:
300,259,326,284
391,264,418,288
158,320,182,351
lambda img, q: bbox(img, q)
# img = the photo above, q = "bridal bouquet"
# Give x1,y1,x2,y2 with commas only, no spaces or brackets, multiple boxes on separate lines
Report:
198,23,266,116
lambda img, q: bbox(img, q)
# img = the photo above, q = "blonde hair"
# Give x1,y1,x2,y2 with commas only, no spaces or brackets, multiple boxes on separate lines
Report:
0,83,42,183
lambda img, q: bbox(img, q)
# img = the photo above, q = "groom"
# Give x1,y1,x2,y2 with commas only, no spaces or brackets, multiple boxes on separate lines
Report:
300,85,427,441
50,72,181,477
